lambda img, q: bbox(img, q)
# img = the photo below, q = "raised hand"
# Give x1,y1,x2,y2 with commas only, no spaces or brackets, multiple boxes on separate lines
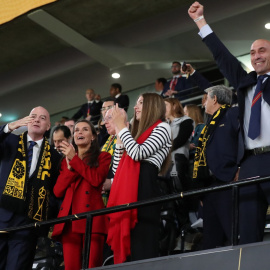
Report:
60,141,76,161
8,115,35,131
181,63,195,75
111,104,127,135
188,2,207,28
188,2,203,19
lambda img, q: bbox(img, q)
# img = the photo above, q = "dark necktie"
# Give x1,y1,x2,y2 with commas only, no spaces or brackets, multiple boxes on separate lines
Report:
28,141,36,175
248,75,267,140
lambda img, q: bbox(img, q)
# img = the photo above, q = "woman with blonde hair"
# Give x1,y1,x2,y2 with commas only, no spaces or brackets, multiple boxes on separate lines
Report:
107,93,172,263
165,98,194,191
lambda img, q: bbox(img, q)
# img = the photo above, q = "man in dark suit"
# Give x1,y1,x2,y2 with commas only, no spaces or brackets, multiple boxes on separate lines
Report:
110,83,129,112
72,88,102,125
161,61,192,100
0,106,61,270
193,85,239,249
189,1,270,244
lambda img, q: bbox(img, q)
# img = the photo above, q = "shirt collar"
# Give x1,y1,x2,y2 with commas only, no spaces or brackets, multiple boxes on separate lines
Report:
27,134,43,148
115,93,121,99
88,100,94,104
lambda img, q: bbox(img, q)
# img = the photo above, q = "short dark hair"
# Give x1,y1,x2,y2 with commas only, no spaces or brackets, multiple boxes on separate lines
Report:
172,61,181,66
156,77,167,87
53,125,71,139
103,97,116,103
111,83,122,93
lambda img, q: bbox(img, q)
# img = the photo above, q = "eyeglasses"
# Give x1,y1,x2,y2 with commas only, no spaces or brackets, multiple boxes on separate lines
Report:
171,65,180,68
103,116,112,122
101,105,113,112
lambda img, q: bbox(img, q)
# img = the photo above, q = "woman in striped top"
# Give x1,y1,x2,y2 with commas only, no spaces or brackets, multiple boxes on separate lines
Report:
106,93,172,264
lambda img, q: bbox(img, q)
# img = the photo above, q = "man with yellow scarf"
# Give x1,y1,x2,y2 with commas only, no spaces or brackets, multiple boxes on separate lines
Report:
193,85,240,249
0,106,61,270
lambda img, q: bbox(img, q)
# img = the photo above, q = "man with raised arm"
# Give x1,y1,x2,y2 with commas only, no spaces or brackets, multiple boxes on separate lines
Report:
188,1,270,244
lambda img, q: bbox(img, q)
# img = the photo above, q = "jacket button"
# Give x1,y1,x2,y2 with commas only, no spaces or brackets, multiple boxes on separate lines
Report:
85,191,89,194
60,207,63,210
86,204,89,207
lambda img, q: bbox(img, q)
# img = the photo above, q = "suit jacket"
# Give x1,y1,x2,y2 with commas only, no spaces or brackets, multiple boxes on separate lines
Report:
72,101,102,125
190,70,212,91
162,76,193,100
52,152,111,236
202,32,263,160
0,125,61,225
115,94,129,112
206,107,240,182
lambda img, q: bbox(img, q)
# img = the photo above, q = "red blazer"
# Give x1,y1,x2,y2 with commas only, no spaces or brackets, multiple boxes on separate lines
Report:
52,152,111,237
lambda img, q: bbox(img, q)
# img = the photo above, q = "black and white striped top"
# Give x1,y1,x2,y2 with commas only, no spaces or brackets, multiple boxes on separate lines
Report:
112,122,172,174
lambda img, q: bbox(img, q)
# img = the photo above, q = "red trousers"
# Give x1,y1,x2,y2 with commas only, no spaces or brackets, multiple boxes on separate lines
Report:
62,223,105,270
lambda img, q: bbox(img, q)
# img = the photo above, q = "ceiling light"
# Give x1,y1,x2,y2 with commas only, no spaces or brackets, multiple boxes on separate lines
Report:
0,113,2,117
265,23,270,29
112,73,120,79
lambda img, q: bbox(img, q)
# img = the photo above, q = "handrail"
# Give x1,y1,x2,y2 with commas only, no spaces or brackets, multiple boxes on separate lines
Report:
1,174,269,269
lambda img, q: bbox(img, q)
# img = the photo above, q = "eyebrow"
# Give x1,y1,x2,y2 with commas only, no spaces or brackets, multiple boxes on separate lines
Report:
30,114,47,118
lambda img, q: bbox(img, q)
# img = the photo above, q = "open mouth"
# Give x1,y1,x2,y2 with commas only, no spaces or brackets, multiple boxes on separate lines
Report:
77,136,85,140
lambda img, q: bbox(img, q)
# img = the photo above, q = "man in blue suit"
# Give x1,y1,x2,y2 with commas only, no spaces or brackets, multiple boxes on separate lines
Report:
193,85,239,249
0,106,61,269
189,1,270,244
161,61,193,100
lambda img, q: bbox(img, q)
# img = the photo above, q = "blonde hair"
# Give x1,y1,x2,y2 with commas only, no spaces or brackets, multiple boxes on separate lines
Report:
164,98,184,118
185,104,204,126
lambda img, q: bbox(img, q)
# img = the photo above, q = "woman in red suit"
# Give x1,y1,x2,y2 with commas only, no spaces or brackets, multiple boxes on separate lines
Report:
52,120,111,269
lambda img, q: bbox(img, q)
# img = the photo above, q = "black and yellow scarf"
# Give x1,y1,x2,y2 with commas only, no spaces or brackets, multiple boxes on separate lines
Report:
1,132,52,222
193,104,230,182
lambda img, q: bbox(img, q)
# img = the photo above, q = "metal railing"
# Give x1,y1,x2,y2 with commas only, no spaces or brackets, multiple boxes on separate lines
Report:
1,175,270,269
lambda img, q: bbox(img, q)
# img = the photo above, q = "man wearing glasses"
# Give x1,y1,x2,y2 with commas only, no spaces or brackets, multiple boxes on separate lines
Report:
98,98,115,148
162,61,192,100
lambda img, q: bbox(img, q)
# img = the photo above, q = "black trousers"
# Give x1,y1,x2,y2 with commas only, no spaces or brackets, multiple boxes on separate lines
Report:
238,151,270,244
202,186,232,249
130,162,161,261
0,208,38,270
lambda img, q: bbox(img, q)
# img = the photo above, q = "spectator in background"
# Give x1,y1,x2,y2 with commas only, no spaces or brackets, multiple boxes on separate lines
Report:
52,125,72,154
161,61,192,100
72,88,102,126
165,98,194,230
98,98,115,148
54,116,69,127
52,120,111,269
155,77,167,95
64,118,75,135
110,83,129,112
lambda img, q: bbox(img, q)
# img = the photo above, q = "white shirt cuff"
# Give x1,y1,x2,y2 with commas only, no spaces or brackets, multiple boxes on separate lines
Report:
198,24,213,39
4,124,11,133
190,70,196,76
